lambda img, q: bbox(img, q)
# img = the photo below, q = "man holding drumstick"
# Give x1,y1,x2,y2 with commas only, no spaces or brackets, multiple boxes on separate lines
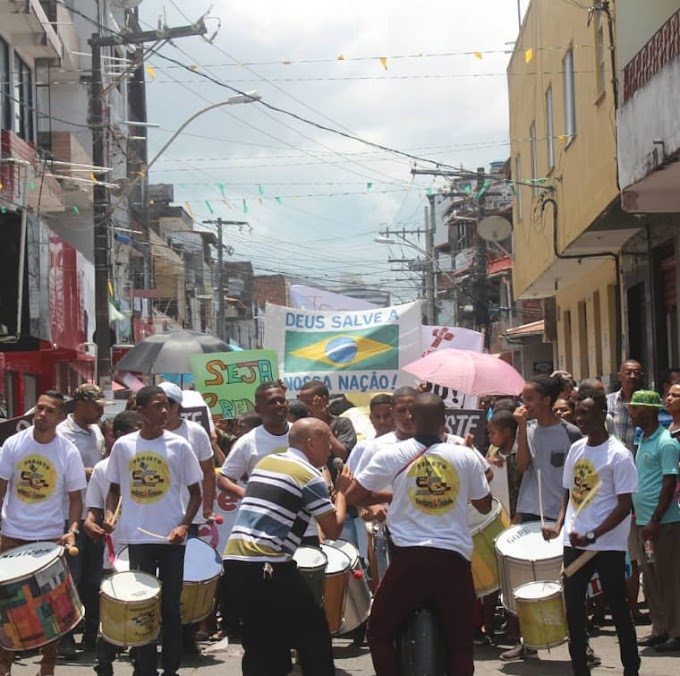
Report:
102,385,203,676
542,387,639,676
0,390,86,676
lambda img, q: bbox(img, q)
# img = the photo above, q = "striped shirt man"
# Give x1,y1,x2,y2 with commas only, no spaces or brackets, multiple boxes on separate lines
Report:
224,447,335,562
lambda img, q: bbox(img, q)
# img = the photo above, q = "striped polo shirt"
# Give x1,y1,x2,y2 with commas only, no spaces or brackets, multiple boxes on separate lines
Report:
224,447,335,563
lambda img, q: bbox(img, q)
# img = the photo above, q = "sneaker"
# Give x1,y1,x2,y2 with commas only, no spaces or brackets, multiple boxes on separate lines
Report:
57,635,77,660
586,645,602,667
500,643,538,661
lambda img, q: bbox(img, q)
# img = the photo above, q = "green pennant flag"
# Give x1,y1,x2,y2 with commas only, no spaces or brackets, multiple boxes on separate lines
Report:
258,184,265,197
366,182,373,190
275,196,282,205
73,205,80,215
28,181,36,190
218,183,226,197
205,200,214,214
242,199,248,214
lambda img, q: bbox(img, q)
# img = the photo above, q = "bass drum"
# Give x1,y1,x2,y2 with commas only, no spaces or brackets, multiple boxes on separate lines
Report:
397,606,446,676
0,542,84,651
324,539,371,635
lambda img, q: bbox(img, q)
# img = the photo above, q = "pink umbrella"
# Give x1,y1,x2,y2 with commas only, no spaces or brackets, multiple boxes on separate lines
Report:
403,348,525,396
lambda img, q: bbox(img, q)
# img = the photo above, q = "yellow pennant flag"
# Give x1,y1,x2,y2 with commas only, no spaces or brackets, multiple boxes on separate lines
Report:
379,57,388,70
474,52,483,60
525,48,534,64
146,64,156,80
190,65,198,72
185,201,195,221
558,134,569,144
336,53,345,61
90,173,97,184
222,199,232,209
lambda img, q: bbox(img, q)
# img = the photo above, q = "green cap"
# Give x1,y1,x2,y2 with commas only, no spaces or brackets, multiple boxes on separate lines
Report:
627,390,663,408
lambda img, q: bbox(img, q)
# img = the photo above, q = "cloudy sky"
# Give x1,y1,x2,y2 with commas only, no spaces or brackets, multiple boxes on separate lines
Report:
139,0,526,302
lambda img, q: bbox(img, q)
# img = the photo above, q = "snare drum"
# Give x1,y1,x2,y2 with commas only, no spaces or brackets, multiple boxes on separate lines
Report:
292,546,328,607
495,522,563,614
365,520,390,587
181,538,223,624
325,539,371,634
100,571,161,647
468,498,509,597
320,544,351,635
0,542,84,651
513,581,568,650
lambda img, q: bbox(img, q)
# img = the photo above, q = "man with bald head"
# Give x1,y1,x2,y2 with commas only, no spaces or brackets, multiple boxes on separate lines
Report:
223,417,352,675
349,393,491,676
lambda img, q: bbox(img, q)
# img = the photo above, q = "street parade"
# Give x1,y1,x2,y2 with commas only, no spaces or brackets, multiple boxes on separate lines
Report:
1,1,680,675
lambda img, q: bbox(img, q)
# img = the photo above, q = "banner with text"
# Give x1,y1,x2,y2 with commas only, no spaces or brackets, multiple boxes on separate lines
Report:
264,301,422,394
190,349,279,419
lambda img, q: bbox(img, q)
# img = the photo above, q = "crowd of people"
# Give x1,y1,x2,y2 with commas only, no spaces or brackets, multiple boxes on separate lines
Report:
0,359,677,676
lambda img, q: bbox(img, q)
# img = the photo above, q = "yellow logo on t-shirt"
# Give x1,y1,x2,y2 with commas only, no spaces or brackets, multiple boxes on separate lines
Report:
16,454,56,503
128,452,170,504
571,459,600,510
406,454,459,515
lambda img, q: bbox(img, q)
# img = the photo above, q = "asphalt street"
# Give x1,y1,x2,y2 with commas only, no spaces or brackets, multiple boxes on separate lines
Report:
6,629,679,675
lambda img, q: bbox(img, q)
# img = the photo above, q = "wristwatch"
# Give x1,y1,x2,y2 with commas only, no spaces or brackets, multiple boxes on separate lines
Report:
585,531,596,544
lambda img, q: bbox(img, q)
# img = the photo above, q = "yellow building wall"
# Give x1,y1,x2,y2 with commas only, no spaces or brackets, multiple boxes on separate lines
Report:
555,259,618,381
509,0,619,297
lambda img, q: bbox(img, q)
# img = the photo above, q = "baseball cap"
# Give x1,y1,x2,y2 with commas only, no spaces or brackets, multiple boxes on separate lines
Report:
73,383,112,405
159,381,184,405
627,390,663,408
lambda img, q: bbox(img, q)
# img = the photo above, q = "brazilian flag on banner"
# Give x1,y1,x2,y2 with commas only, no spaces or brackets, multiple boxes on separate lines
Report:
285,325,399,372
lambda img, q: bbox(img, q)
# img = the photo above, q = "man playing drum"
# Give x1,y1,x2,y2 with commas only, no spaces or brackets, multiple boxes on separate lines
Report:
0,391,86,676
349,393,491,676
223,418,352,675
103,386,203,676
542,387,640,676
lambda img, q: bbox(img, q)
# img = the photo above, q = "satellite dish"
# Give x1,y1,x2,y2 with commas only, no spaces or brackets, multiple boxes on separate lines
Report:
477,215,512,242
111,0,143,9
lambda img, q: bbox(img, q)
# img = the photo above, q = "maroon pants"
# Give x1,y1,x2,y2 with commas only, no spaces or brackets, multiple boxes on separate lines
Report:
366,544,475,676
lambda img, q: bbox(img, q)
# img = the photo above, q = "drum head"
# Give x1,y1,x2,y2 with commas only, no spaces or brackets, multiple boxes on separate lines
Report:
101,571,160,601
324,540,359,567
293,546,327,570
320,544,351,574
468,497,501,534
184,538,222,582
0,542,60,581
514,580,562,601
114,546,130,573
495,522,562,561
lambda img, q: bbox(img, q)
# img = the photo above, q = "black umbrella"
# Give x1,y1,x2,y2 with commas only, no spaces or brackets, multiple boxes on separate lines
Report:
114,330,231,375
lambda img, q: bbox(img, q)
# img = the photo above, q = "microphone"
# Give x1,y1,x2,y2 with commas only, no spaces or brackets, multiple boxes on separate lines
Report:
332,457,344,472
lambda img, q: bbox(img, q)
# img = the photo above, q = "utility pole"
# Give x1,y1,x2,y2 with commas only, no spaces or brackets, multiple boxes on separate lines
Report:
90,20,206,392
424,201,436,325
202,218,249,341
473,167,491,348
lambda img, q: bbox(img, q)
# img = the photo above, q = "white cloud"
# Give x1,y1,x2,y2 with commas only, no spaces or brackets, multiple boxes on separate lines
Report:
140,0,521,293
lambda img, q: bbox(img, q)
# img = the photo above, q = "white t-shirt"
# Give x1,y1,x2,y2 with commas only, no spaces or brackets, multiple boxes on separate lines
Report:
57,415,105,519
562,436,638,551
0,426,86,539
351,431,399,476
356,438,489,558
221,424,290,481
106,430,204,545
85,457,117,570
171,419,213,525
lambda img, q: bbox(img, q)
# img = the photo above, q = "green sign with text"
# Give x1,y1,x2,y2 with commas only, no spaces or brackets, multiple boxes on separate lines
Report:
190,349,279,419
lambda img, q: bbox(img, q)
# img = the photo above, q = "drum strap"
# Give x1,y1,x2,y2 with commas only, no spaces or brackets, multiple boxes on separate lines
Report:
395,445,433,479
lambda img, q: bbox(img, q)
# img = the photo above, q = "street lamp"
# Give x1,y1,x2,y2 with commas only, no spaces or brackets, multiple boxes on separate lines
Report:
94,90,261,391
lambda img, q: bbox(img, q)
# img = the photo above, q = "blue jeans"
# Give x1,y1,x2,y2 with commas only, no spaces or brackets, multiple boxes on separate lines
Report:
129,544,185,676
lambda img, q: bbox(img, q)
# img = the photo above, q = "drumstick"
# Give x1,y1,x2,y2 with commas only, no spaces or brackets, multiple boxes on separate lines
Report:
137,527,168,540
537,469,544,527
111,497,122,525
562,549,598,579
